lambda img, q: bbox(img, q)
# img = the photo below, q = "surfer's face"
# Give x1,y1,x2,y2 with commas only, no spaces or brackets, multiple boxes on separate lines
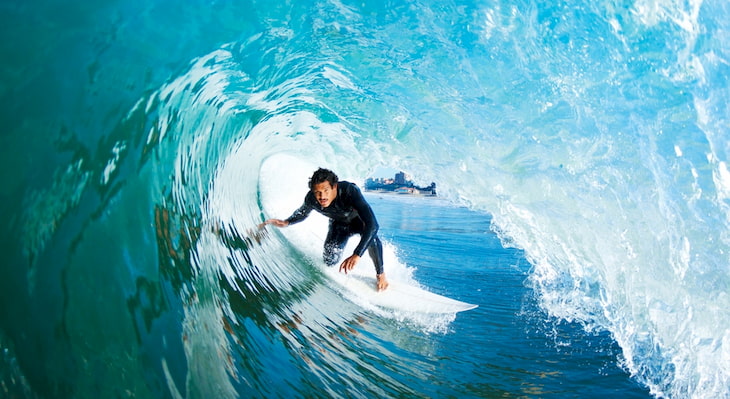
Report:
312,181,337,208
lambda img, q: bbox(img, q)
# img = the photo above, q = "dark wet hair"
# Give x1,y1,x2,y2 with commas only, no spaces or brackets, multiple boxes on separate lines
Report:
309,168,338,190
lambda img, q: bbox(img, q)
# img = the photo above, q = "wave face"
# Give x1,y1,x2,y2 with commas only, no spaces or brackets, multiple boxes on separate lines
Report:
2,0,729,397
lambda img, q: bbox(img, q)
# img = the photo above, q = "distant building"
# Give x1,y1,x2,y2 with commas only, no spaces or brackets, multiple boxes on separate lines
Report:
365,172,436,196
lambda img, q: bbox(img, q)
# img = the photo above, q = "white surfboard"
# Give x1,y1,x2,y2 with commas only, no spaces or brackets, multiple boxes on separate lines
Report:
323,266,478,314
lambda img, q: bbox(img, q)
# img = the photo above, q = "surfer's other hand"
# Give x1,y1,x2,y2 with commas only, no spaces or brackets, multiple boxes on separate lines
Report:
261,218,288,228
376,273,389,292
339,254,360,274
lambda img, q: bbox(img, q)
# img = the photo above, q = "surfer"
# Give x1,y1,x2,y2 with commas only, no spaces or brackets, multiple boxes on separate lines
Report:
262,168,390,291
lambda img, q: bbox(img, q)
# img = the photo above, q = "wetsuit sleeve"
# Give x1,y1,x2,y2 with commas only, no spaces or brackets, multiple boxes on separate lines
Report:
349,185,379,258
284,194,314,225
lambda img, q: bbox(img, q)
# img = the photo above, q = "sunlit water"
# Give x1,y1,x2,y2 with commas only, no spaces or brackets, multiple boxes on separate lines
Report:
2,0,729,397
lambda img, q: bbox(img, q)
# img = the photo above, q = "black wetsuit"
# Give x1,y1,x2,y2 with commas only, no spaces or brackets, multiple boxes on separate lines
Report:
285,181,384,275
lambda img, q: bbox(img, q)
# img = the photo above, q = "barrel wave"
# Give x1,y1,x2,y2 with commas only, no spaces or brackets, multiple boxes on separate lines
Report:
2,0,729,398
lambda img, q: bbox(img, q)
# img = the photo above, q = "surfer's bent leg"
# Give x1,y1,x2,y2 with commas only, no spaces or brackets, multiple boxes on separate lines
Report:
368,235,384,275
323,222,351,266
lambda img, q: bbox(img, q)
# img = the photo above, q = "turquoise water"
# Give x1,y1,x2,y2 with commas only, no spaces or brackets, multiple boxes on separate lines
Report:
2,0,729,397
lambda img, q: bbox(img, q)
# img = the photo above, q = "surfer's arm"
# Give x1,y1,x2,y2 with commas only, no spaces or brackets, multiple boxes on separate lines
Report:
262,194,314,229
259,206,308,229
283,196,315,226
349,186,379,257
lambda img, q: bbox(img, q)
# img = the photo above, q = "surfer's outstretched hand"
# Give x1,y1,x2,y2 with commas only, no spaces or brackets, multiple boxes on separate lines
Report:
339,254,360,274
259,218,288,229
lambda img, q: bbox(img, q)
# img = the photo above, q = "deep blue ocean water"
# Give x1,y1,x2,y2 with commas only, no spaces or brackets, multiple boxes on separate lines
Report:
367,194,651,398
2,0,729,398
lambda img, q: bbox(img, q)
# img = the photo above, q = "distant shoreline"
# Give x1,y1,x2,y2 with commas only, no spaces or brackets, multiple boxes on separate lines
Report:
363,188,438,197
364,172,437,197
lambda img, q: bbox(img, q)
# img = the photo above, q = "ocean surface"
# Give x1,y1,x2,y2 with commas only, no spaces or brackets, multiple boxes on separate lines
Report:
1,0,729,398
